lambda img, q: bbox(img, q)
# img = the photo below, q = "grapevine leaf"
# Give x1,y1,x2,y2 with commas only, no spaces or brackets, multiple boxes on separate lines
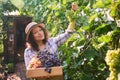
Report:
93,0,111,8
10,0,24,10
98,35,111,43
88,13,97,23
95,24,107,31
62,0,66,5
84,46,98,60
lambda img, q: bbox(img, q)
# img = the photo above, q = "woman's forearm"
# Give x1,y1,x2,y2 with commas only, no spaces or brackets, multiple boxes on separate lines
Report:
67,20,75,31
67,2,78,31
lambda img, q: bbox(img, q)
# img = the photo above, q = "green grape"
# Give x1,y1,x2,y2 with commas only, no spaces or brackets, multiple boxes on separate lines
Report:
105,49,120,80
66,10,78,22
109,70,118,80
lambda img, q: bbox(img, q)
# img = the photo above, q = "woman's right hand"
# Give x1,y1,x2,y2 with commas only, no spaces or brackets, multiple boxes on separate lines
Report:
67,3,78,31
72,2,78,11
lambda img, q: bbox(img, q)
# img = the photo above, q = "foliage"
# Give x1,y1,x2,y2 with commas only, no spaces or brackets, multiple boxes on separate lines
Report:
0,43,3,54
7,63,14,73
0,56,8,79
1,0,120,80
105,49,120,80
0,0,17,40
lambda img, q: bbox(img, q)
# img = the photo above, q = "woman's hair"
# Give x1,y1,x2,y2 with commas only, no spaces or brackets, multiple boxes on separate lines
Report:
26,26,49,51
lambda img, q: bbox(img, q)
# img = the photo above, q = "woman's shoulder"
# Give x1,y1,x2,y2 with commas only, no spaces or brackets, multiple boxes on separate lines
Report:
25,47,32,52
24,48,35,58
24,47,34,55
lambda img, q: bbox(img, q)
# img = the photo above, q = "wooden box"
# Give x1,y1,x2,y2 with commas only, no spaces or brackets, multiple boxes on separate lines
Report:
26,66,63,80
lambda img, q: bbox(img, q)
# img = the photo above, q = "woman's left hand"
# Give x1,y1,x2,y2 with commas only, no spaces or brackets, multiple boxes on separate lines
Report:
39,23,45,28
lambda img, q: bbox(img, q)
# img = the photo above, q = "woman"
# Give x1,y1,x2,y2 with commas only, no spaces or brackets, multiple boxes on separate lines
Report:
24,3,78,70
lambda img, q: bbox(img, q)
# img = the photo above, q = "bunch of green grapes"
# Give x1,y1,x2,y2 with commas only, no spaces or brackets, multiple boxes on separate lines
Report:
105,49,120,80
71,71,82,80
66,10,78,22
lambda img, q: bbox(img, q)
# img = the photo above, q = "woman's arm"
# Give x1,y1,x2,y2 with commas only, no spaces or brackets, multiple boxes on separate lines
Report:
52,3,78,47
52,31,72,47
67,2,78,31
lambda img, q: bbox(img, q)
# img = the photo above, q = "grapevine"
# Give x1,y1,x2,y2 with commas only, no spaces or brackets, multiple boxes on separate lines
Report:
105,49,120,80
66,2,79,22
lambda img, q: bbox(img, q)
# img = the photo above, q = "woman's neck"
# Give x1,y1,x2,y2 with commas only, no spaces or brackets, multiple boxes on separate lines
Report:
36,41,45,51
37,41,44,46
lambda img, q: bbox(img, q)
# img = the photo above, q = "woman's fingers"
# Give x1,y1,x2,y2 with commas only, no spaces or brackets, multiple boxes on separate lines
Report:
39,23,45,28
72,2,78,11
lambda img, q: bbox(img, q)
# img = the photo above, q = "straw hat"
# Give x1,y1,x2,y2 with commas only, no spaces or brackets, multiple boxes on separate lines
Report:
25,22,46,41
25,22,39,41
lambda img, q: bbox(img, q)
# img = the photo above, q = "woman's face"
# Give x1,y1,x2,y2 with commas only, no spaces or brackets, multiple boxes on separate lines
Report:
31,26,45,41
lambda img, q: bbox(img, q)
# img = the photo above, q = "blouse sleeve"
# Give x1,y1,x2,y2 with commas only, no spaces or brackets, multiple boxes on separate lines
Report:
52,29,74,47
24,48,34,69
